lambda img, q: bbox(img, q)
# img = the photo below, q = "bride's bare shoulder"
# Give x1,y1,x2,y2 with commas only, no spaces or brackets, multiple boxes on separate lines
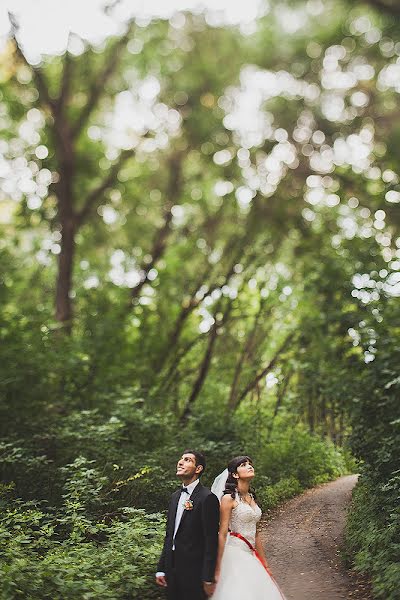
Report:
220,493,235,506
220,493,238,511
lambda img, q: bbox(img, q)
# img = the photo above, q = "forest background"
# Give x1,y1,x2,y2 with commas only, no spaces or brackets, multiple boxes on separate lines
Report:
0,0,399,598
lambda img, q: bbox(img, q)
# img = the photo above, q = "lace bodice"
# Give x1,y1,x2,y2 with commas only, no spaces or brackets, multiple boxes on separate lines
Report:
228,493,262,549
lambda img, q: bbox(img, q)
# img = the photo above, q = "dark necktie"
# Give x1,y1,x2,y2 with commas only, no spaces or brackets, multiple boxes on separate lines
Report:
182,487,189,494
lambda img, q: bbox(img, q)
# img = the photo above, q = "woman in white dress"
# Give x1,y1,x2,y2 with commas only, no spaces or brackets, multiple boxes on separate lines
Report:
211,456,286,600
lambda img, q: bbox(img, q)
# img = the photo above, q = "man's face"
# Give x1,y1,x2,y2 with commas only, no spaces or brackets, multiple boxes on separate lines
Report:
176,453,202,479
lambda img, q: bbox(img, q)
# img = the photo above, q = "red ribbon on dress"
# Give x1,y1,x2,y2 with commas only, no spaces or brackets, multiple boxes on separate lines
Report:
229,532,286,599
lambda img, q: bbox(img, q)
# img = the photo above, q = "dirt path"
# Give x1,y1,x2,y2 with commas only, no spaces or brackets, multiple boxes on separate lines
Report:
260,475,372,600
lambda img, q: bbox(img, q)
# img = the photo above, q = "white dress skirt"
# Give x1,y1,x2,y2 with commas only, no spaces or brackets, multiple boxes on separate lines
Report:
212,496,286,600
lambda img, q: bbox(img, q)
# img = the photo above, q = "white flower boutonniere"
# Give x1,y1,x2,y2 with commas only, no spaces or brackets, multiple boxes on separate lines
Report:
183,499,194,511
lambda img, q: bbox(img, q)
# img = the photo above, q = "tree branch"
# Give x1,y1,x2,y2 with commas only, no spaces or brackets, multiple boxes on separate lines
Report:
10,14,55,111
156,333,205,396
58,43,74,110
227,296,270,412
154,242,246,376
266,369,293,442
127,152,184,305
76,149,135,226
71,24,135,139
180,299,233,425
233,332,295,411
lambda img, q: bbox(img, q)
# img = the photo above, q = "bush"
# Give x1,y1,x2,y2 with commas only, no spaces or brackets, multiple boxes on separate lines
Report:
0,504,165,600
256,429,347,488
345,478,400,600
345,310,400,600
257,476,303,511
0,450,167,600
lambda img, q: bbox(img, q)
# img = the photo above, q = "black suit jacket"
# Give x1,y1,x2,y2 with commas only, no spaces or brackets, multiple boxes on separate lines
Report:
158,481,220,583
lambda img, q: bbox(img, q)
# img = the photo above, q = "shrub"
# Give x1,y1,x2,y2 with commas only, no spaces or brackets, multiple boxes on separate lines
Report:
256,429,347,488
0,507,165,600
345,312,400,600
345,477,400,600
257,476,303,511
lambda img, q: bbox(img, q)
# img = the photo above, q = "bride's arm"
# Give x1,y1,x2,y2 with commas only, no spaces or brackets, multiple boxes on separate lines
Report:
214,495,234,581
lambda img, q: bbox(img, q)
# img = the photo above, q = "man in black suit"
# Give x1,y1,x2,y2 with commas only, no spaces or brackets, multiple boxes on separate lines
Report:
156,449,220,600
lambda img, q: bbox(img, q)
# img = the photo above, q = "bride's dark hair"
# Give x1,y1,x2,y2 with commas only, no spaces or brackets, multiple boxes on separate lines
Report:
223,455,256,499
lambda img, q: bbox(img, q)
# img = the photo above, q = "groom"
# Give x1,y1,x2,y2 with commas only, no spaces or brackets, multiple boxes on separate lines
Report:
156,449,220,599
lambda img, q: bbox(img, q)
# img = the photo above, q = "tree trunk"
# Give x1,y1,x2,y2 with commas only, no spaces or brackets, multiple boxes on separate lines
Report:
55,218,76,330
307,395,315,433
329,399,337,443
337,409,345,446
266,370,292,442
227,297,269,412
13,30,135,333
180,300,232,424
231,332,295,412
320,395,327,437
157,334,203,396
179,325,219,425
155,255,236,373
53,97,77,330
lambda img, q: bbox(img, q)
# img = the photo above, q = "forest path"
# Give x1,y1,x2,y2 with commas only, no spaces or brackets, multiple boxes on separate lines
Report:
260,475,371,600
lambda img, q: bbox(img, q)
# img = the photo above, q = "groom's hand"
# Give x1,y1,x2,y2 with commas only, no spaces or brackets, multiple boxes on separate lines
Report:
203,581,216,597
155,575,167,587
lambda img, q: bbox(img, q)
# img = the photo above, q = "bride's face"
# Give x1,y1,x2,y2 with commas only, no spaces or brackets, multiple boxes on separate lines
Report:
235,459,255,481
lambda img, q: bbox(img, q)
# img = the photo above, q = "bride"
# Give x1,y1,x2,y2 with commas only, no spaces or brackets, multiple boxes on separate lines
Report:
211,455,286,600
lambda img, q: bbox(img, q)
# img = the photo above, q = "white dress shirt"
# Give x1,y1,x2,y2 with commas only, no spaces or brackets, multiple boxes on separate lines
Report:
156,478,200,578
172,478,199,547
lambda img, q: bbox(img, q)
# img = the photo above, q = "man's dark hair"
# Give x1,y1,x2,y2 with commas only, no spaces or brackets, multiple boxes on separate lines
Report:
183,449,206,476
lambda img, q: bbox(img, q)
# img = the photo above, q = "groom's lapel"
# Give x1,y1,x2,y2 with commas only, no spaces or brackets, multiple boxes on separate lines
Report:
176,481,203,535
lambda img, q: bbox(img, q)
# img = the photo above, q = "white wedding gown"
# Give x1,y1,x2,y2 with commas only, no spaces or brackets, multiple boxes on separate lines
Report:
212,494,286,600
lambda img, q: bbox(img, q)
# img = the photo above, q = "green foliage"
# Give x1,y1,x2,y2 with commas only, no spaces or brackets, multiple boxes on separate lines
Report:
0,507,164,600
345,479,400,600
0,395,350,599
1,0,399,597
257,476,303,511
345,302,400,599
257,430,348,488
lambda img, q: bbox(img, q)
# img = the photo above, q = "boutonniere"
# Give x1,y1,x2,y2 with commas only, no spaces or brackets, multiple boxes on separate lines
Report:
183,499,194,511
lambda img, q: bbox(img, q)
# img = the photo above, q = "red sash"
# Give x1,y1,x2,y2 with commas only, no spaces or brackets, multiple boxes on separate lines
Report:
229,532,286,599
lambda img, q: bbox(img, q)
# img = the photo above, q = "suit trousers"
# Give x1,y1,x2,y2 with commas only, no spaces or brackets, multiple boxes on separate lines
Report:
166,551,207,600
